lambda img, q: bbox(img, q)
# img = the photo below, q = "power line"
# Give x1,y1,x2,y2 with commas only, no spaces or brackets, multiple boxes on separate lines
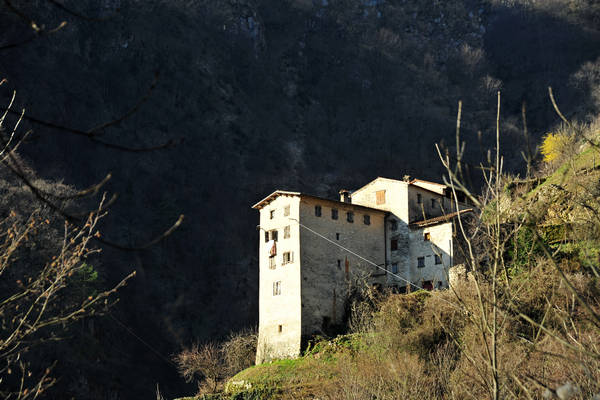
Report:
288,217,466,312
108,313,177,368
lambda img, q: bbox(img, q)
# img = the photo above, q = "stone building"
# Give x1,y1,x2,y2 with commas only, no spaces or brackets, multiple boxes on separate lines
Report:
251,176,471,363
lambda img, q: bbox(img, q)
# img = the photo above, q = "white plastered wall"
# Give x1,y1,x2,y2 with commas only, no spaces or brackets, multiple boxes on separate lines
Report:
408,222,453,289
256,195,302,363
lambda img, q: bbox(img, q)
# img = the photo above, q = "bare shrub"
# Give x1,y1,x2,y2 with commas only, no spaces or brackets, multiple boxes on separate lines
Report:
221,328,257,376
174,329,256,395
346,280,382,334
173,342,224,394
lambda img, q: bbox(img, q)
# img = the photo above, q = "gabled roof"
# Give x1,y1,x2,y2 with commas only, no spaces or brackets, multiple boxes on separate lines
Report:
350,177,408,197
251,190,300,210
351,176,450,198
252,190,387,214
410,209,474,228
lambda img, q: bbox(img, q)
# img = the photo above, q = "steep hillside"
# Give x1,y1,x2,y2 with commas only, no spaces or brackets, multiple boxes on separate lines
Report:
0,0,599,398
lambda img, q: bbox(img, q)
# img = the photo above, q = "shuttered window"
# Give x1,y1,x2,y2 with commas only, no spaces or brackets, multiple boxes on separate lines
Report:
376,190,386,204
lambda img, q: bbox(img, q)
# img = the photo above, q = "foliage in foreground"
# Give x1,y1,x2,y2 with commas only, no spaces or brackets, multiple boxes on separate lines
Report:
0,199,135,399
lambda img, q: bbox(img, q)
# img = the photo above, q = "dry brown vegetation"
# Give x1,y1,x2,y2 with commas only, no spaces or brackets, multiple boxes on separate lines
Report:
288,270,599,400
174,329,257,396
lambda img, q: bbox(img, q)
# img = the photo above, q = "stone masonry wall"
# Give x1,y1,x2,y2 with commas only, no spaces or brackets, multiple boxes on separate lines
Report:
298,196,386,337
350,178,411,287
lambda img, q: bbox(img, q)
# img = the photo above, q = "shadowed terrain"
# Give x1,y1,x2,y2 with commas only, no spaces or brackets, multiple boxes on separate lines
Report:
0,0,599,398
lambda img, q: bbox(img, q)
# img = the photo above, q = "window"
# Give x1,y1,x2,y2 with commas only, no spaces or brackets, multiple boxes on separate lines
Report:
347,211,354,223
431,198,436,209
270,230,278,241
435,254,442,264
376,190,386,205
336,233,340,240
268,238,277,256
278,325,283,333
284,225,290,239
391,239,398,251
424,232,431,241
337,259,341,269
284,205,290,216
270,209,275,219
315,205,322,217
273,281,281,296
282,251,293,265
391,262,398,274
264,231,269,243
417,193,422,204
417,256,425,268
390,219,398,231
331,208,338,220
363,215,370,225
269,256,276,269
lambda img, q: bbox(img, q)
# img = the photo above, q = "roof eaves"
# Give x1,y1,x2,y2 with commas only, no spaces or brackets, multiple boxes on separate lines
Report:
410,209,474,228
251,190,301,210
300,193,388,214
408,183,448,197
410,178,447,187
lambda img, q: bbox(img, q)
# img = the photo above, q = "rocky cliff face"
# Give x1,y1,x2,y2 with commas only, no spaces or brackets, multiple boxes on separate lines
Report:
0,0,599,398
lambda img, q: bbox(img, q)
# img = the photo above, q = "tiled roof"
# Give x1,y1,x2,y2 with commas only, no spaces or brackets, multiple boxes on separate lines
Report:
252,190,387,214
410,209,474,228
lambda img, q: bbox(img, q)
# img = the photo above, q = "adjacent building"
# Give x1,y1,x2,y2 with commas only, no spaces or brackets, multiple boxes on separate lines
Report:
252,176,471,363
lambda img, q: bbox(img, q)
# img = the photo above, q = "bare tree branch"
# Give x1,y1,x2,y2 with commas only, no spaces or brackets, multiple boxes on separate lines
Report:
97,214,185,251
0,73,183,152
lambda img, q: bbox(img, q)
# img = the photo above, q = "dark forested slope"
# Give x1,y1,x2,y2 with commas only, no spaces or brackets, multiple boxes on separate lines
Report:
0,0,599,398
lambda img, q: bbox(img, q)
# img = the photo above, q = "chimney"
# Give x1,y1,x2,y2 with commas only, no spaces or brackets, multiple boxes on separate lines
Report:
339,189,351,203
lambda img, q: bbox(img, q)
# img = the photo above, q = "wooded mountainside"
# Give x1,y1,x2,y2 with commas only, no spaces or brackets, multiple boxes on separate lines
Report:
0,0,599,398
